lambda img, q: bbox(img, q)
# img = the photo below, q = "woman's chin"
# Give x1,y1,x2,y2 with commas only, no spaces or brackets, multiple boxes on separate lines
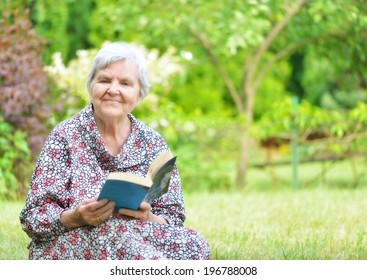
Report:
99,106,127,120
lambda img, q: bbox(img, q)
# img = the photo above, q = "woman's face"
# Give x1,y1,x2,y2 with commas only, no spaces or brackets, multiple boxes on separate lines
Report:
91,60,141,122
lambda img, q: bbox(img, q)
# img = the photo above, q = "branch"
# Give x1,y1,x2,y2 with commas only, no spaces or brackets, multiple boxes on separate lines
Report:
188,28,244,114
243,0,308,90
252,29,367,91
176,0,244,114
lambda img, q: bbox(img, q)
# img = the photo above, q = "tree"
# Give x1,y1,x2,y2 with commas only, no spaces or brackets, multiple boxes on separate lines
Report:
88,0,367,187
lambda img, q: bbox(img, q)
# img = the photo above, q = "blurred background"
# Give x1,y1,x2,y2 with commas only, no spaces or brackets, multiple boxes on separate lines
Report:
1,0,367,198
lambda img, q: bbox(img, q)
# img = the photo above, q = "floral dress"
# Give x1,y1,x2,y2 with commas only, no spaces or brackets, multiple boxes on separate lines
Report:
19,104,210,260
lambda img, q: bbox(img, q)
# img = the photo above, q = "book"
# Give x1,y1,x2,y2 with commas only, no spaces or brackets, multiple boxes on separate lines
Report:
97,151,177,211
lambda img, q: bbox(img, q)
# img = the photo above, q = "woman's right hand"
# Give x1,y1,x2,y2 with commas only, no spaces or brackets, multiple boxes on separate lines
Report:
60,197,115,229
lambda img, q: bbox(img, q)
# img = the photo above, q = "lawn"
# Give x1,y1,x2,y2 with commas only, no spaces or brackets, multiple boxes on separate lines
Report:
1,187,367,260
185,188,367,259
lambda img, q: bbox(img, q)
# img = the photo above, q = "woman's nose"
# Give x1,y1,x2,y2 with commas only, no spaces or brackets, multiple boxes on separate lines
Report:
107,83,121,94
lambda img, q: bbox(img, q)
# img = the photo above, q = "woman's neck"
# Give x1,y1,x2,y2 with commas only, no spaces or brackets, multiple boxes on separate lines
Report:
95,114,131,156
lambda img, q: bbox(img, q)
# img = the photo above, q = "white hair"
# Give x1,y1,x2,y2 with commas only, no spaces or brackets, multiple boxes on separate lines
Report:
86,41,150,99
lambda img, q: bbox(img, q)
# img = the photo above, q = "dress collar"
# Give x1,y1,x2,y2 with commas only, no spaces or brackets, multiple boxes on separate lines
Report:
84,104,146,172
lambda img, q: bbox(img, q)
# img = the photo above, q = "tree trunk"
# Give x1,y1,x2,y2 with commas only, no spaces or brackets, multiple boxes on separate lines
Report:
235,86,255,188
236,132,249,188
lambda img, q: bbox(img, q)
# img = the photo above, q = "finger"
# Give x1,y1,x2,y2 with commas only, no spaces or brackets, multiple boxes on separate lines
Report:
92,201,115,224
119,208,146,220
80,198,108,214
94,199,114,214
118,208,136,218
118,207,150,221
79,197,98,207
100,200,115,211
95,198,110,207
99,201,115,219
139,201,151,211
78,200,113,225
113,212,132,220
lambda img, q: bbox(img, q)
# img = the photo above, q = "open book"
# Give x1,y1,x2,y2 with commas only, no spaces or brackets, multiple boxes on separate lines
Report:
97,151,176,211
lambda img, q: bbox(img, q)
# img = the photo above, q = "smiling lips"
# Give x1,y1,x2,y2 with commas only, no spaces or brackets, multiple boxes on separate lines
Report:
103,99,121,103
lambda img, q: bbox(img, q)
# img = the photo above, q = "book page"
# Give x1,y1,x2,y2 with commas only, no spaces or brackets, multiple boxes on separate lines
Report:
108,172,152,187
147,150,174,179
144,155,176,203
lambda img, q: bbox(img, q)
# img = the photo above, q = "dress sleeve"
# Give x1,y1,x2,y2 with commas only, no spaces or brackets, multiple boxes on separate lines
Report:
19,130,71,242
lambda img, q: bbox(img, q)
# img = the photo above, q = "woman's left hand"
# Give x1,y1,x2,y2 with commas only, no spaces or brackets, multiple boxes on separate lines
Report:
114,201,167,224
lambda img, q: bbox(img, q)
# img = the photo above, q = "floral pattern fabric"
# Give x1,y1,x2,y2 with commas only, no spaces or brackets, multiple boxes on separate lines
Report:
19,104,210,260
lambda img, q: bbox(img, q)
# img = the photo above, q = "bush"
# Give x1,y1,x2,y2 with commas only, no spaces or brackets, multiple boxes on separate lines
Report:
0,116,31,200
0,9,52,157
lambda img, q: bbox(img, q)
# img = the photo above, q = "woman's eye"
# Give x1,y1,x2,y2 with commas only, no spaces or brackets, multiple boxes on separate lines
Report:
120,81,130,86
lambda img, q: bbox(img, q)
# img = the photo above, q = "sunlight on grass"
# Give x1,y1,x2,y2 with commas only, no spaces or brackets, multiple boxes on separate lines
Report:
184,188,367,260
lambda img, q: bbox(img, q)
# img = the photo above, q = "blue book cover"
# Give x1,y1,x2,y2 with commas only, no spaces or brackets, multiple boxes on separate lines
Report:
98,180,150,211
98,151,176,211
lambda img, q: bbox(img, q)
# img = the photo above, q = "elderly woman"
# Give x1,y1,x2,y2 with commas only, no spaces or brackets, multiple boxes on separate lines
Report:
19,42,210,260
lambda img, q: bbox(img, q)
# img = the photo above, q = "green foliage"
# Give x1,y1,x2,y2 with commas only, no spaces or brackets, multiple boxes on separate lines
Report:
255,59,292,119
5,0,367,192
349,102,367,126
86,0,367,116
30,0,69,64
255,97,367,140
254,97,356,140
252,97,367,175
0,0,31,10
301,47,367,108
66,0,94,61
169,62,230,115
28,0,367,119
87,2,276,72
0,117,31,200
45,49,97,124
298,1,367,107
135,95,238,192
29,0,94,63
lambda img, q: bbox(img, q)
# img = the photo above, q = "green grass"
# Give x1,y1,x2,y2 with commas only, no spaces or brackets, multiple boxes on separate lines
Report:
184,188,367,260
0,201,30,259
1,187,367,260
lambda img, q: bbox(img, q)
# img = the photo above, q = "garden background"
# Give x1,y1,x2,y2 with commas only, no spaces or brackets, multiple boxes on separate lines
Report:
1,0,367,260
